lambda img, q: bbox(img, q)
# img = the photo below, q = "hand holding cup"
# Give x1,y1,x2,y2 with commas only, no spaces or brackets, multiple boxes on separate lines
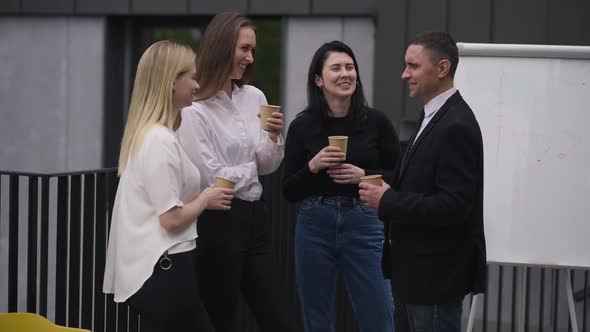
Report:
359,180,390,209
328,136,348,159
308,146,345,174
327,163,366,184
359,174,383,186
259,105,282,142
201,186,234,210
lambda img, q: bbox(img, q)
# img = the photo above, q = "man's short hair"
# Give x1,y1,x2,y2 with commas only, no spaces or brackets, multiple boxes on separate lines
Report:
409,32,459,78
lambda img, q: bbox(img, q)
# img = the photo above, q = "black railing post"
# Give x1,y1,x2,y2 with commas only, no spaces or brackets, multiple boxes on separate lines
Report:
129,305,140,332
39,176,50,316
81,173,95,330
497,265,504,332
483,265,489,332
583,270,588,332
105,172,118,332
117,304,129,332
540,268,546,332
27,175,39,313
569,270,574,332
525,266,531,332
8,175,19,312
512,266,518,332
94,172,108,332
55,176,69,326
68,175,82,327
554,269,560,332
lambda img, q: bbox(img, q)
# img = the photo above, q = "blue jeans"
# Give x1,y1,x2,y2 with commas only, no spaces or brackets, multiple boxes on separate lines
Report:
295,196,394,332
405,299,463,332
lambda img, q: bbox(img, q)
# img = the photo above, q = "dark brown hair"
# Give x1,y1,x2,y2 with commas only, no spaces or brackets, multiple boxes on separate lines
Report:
304,40,368,122
409,31,459,78
195,12,256,101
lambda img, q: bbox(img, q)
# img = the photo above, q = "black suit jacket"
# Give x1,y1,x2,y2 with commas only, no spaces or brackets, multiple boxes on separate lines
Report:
379,91,487,304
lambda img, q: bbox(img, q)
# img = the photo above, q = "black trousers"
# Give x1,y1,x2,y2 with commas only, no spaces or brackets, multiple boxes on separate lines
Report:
127,249,214,332
394,294,411,332
196,199,297,332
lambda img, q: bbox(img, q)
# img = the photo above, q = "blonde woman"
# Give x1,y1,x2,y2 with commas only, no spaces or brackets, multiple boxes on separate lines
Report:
103,40,233,332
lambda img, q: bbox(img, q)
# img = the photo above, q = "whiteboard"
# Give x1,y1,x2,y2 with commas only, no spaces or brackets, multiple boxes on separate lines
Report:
454,43,590,268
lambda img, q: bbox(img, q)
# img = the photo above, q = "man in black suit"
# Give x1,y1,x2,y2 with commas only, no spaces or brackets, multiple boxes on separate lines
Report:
359,31,486,332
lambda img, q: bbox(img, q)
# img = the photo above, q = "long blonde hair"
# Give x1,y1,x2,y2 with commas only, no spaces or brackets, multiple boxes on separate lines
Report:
118,40,196,175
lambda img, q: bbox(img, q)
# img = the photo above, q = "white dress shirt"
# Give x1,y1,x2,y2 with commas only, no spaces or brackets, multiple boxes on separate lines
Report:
178,85,284,201
414,87,458,144
103,125,200,302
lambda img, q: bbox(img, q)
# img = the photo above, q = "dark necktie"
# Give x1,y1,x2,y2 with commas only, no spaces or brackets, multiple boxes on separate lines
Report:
400,109,425,174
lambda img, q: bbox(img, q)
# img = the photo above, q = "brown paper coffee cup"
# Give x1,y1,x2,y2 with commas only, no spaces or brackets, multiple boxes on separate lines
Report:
260,105,281,131
328,136,348,158
360,174,382,186
214,176,236,189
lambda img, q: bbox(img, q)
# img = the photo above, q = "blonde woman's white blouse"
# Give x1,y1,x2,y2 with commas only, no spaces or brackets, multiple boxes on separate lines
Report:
103,125,201,302
178,85,284,201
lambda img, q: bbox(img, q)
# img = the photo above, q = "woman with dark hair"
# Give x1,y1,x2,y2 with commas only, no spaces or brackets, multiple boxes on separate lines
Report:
177,12,295,332
283,40,401,332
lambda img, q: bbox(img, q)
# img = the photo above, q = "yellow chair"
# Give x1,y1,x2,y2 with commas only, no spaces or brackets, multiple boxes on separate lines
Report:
0,313,91,332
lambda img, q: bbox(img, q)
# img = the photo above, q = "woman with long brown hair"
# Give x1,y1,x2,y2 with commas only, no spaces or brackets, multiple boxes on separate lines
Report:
178,12,296,332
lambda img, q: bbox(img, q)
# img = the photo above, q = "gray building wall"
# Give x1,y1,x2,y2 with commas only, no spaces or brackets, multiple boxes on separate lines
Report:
0,17,104,173
0,17,105,319
0,0,374,15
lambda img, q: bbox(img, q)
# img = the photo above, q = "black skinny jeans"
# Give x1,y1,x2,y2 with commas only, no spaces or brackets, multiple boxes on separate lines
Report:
127,249,214,332
195,199,297,332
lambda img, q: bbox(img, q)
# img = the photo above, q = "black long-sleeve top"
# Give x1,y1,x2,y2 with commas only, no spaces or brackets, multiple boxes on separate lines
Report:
282,107,401,202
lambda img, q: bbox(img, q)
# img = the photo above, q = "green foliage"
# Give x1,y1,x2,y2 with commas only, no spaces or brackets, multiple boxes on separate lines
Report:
152,27,202,51
250,18,283,105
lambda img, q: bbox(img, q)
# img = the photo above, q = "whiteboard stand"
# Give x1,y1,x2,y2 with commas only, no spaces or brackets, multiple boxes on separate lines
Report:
465,293,480,332
565,270,579,332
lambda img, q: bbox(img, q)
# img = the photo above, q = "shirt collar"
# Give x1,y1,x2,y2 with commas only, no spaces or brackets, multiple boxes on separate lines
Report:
214,83,243,100
424,87,457,119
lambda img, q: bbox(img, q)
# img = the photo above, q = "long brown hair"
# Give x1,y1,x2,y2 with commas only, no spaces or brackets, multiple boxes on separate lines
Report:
195,12,256,101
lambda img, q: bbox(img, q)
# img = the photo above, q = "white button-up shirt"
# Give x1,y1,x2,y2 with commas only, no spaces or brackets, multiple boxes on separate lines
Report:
103,125,200,302
178,85,284,201
414,87,458,144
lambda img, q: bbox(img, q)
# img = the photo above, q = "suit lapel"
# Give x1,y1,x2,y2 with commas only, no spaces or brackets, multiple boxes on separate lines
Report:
399,110,424,175
399,91,464,181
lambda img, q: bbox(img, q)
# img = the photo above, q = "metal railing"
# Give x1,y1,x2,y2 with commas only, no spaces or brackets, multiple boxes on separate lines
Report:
1,168,589,332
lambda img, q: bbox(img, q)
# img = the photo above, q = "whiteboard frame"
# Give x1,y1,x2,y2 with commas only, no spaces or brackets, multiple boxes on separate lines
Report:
457,42,590,59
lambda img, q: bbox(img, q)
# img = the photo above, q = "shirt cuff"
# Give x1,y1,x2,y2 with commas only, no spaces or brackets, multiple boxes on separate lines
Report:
157,199,185,217
264,132,284,148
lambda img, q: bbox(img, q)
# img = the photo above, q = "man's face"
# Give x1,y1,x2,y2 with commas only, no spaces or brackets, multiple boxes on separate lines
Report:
401,44,441,104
